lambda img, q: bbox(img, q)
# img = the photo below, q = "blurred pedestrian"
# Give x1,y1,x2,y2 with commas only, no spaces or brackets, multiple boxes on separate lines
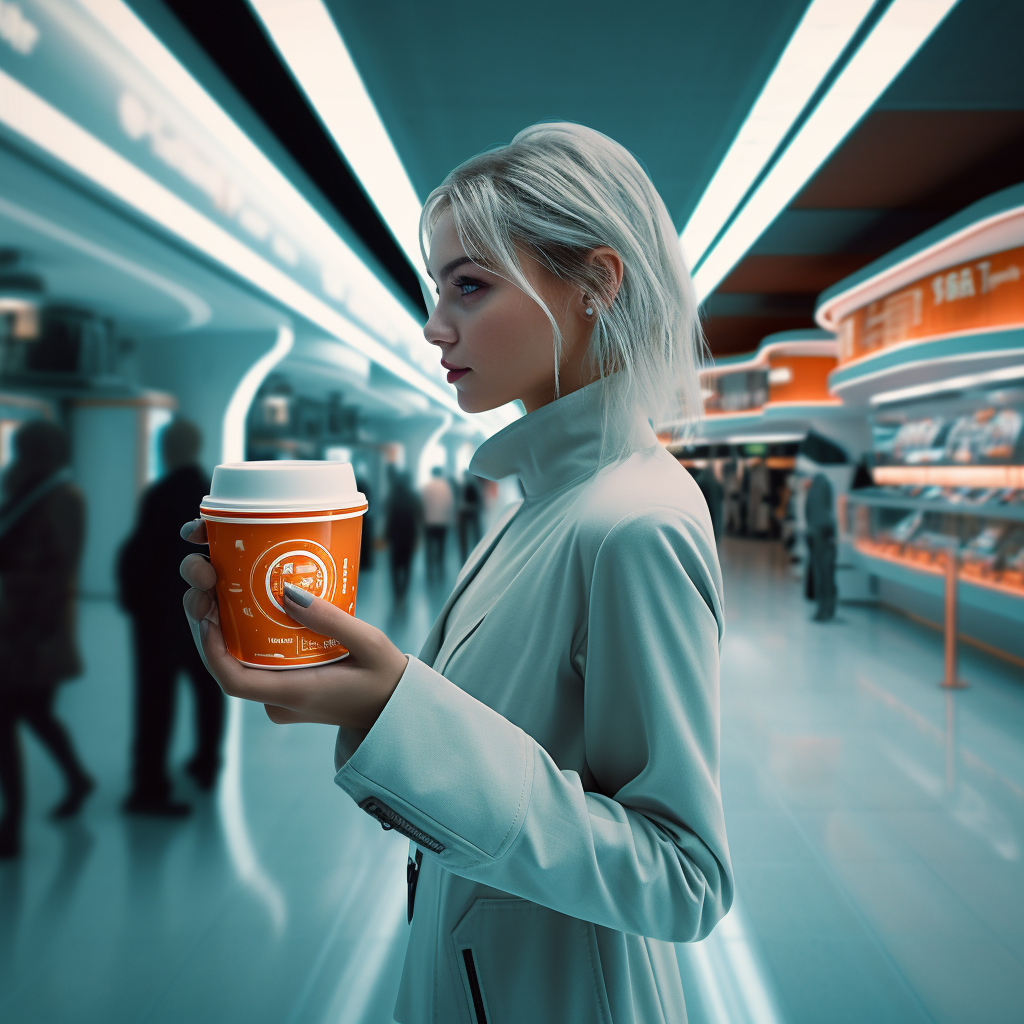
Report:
457,474,483,563
748,459,771,537
0,420,92,859
385,471,422,605
356,474,375,571
421,466,454,581
723,460,742,535
805,472,837,622
696,464,724,545
117,419,224,816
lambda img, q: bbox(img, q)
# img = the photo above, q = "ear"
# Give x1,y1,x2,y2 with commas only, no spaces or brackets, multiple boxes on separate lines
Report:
586,246,625,308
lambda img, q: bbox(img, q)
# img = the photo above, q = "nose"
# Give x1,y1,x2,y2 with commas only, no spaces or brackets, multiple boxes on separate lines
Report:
423,304,456,348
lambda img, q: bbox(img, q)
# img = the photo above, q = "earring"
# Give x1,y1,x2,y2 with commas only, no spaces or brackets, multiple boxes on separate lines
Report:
585,302,594,316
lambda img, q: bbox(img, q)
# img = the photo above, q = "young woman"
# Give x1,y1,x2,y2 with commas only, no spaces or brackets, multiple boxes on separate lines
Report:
181,123,732,1023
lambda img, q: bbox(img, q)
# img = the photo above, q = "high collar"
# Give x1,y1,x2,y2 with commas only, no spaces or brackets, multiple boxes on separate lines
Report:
469,376,657,499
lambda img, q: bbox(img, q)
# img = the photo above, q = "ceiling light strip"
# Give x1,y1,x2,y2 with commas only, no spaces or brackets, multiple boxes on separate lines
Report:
78,0,416,321
74,0,501,427
680,0,875,269
692,0,960,302
248,0,432,298
0,68,462,416
868,361,1024,405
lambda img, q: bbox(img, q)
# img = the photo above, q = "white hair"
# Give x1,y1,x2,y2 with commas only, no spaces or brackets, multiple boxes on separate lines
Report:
420,121,705,432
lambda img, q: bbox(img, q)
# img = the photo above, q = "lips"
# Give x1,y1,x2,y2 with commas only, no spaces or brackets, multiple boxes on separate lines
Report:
441,360,469,384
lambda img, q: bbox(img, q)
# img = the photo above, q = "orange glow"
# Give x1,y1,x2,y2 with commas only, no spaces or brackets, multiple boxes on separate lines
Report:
856,538,1024,599
872,465,1024,488
837,243,1024,366
767,354,838,402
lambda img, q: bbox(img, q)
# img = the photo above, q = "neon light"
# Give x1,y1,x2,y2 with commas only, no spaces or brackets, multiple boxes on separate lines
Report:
223,324,294,462
681,0,874,268
693,0,960,301
0,194,211,329
868,362,1024,406
247,0,432,300
0,68,481,419
69,1,519,431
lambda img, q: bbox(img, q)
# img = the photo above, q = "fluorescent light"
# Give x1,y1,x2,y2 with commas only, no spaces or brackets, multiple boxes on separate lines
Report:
680,0,874,268
725,433,806,445
869,362,1024,406
0,69,459,405
248,0,432,300
223,324,294,463
71,1,520,431
768,366,794,385
0,194,211,329
693,0,960,301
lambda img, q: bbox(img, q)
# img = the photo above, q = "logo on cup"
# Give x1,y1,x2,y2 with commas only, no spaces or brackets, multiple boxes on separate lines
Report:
250,539,338,628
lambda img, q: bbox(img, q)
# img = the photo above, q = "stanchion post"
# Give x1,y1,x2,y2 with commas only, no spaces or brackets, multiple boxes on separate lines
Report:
940,539,968,689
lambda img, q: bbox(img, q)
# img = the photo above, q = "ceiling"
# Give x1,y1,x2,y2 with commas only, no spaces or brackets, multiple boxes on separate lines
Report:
0,137,284,337
141,0,1024,359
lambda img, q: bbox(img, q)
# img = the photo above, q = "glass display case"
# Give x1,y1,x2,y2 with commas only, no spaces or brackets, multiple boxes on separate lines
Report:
847,390,1024,617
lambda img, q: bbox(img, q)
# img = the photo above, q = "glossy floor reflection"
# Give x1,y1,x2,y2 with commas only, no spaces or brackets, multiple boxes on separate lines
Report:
678,538,1024,1024
2,536,1022,1023
0,545,458,1024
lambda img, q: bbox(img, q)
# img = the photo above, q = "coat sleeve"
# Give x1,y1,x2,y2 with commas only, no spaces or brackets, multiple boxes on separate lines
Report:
333,507,733,942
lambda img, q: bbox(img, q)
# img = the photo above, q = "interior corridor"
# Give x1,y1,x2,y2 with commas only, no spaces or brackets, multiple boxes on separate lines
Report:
1,537,1022,1024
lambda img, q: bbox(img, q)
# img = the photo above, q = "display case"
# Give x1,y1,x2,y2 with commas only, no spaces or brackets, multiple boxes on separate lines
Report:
818,183,1024,656
847,393,1024,620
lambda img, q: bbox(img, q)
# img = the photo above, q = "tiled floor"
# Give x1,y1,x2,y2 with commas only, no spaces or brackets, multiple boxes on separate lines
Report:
1,535,1022,1023
679,538,1024,1024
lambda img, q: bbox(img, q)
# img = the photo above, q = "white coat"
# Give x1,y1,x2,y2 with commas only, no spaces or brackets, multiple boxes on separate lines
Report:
334,377,733,1023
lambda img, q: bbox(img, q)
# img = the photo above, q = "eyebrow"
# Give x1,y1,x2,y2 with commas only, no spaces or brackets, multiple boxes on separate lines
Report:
427,256,478,283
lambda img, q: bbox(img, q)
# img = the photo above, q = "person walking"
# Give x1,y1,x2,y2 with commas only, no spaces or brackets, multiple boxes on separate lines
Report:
384,471,422,605
355,474,375,571
117,418,224,815
696,463,724,545
805,471,837,622
457,474,483,563
421,466,454,581
0,420,93,859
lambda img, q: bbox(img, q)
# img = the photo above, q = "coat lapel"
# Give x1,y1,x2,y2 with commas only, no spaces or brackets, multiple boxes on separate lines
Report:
417,500,522,667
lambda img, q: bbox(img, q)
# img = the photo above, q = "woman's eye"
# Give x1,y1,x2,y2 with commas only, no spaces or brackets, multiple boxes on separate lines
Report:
454,277,481,296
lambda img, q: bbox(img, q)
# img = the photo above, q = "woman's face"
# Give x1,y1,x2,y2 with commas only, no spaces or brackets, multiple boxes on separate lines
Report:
423,209,590,415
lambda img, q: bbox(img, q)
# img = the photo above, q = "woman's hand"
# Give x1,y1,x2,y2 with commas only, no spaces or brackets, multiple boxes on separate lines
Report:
179,519,408,730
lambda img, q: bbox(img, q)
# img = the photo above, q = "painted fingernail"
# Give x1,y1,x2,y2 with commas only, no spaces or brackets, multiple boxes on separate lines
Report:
180,519,202,540
283,582,313,607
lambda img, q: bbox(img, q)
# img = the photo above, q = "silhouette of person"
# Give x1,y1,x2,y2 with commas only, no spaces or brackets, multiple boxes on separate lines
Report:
695,464,724,545
805,472,837,622
457,474,483,563
356,475,374,571
421,466,454,581
117,419,224,816
0,420,93,859
385,471,422,605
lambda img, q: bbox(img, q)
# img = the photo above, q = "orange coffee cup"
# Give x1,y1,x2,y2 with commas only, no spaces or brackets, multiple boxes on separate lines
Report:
200,461,367,669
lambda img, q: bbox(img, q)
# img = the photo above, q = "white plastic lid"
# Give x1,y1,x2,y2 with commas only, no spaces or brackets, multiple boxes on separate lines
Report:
201,461,367,512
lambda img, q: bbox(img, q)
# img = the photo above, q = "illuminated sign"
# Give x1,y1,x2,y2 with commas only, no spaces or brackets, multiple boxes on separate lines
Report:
837,244,1024,365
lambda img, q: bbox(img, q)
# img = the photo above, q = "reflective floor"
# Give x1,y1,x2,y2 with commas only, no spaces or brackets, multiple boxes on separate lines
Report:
1,536,1022,1023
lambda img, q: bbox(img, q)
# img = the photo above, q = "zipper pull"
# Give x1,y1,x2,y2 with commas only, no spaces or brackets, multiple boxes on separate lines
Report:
407,848,423,923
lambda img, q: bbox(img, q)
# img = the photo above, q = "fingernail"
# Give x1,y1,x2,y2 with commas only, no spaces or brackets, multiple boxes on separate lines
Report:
199,618,209,641
180,519,202,540
283,582,313,607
